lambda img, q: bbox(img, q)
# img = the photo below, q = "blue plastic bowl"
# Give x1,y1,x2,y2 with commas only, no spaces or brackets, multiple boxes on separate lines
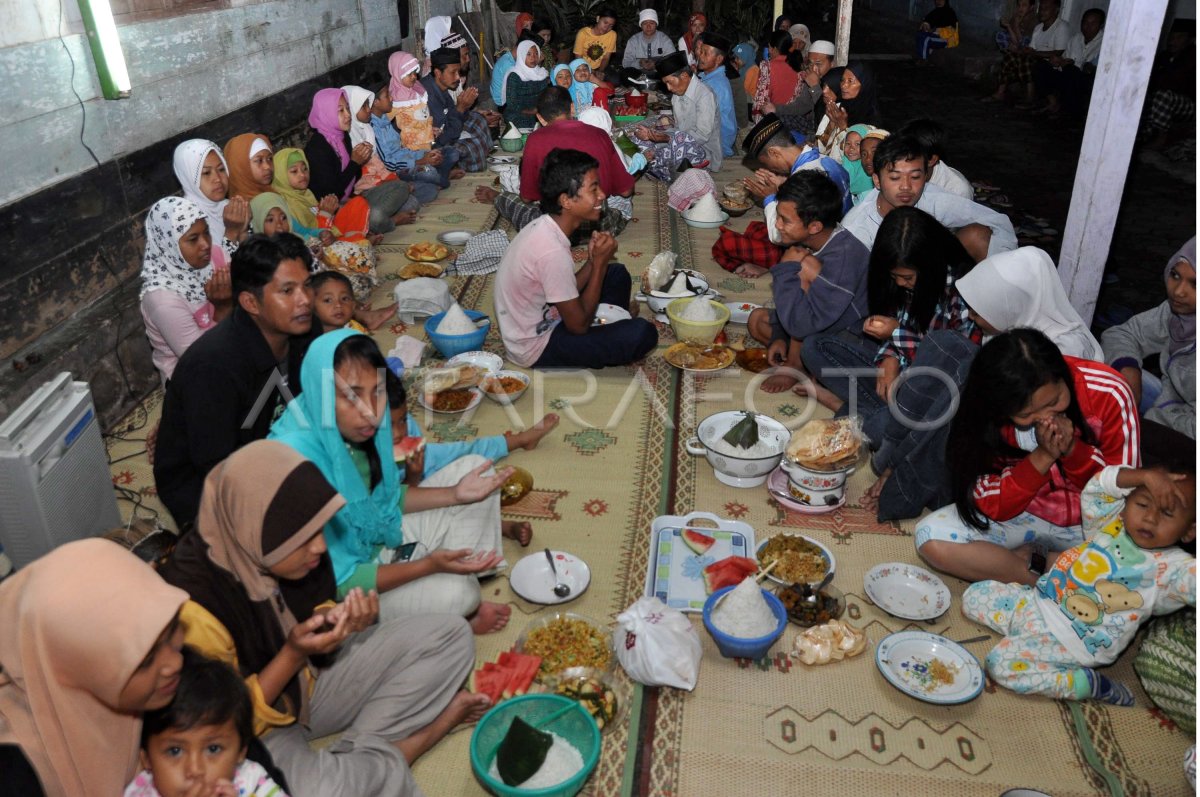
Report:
469,694,601,797
702,585,788,659
425,308,491,358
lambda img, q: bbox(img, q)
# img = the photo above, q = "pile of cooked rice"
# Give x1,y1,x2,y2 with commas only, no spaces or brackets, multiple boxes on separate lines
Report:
712,577,778,638
677,296,721,323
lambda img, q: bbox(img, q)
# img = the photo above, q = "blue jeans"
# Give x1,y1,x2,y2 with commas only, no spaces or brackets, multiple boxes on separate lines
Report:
399,147,461,189
534,267,658,368
801,329,887,421
915,31,948,60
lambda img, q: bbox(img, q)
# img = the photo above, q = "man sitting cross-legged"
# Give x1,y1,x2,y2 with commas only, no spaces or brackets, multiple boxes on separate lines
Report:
494,148,658,369
475,86,635,239
746,170,870,395
843,134,1017,262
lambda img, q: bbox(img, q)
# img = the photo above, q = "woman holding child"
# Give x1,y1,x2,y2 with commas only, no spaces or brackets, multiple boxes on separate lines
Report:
0,539,189,797
159,440,486,797
268,329,521,634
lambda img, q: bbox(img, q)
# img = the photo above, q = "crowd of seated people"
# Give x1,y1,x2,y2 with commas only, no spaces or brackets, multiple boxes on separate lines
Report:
1,7,1194,797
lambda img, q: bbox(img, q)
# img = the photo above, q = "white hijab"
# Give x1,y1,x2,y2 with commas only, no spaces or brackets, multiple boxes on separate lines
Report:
140,196,210,304
173,139,229,243
509,42,548,90
341,85,377,148
425,16,452,56
956,247,1104,361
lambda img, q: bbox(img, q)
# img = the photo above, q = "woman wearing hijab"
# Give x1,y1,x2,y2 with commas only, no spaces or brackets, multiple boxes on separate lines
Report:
269,330,516,634
224,133,274,201
139,197,233,383
788,23,812,56
815,61,880,157
249,191,293,236
0,539,188,797
304,88,418,235
158,440,486,797
567,58,597,116
1103,238,1196,452
502,41,549,124
730,41,757,128
842,123,878,204
172,139,249,263
678,13,707,66
956,247,1103,360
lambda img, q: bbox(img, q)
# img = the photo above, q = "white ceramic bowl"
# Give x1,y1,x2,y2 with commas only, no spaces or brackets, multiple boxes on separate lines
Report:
685,411,789,488
645,269,710,313
479,370,530,404
446,350,503,374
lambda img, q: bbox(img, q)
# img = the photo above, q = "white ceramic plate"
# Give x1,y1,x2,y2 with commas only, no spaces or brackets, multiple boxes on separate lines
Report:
863,562,951,621
723,301,761,325
509,550,592,605
767,467,846,514
755,533,835,587
593,303,632,326
487,154,518,164
681,210,730,229
447,351,503,374
417,388,482,415
875,630,984,705
437,229,472,246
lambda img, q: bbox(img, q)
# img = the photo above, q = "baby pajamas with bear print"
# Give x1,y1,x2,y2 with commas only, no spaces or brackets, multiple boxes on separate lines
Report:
962,466,1195,702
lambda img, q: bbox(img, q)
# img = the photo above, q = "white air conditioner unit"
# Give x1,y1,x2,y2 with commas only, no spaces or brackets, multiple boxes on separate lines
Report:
0,373,121,569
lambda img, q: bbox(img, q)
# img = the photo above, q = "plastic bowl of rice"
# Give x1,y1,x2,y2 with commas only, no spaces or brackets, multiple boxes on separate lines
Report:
425,308,491,358
684,411,789,488
469,693,601,796
666,297,730,345
702,583,788,659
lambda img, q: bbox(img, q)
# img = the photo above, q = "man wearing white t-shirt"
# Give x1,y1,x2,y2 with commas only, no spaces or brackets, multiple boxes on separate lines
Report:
493,148,658,368
989,0,1072,105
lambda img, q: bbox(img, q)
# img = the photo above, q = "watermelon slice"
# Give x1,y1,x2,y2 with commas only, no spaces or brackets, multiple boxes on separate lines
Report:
702,556,760,594
393,436,425,463
681,529,716,555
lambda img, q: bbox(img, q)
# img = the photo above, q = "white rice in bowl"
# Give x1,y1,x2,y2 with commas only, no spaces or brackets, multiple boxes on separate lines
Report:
436,302,478,335
488,730,584,789
677,297,721,323
712,577,778,638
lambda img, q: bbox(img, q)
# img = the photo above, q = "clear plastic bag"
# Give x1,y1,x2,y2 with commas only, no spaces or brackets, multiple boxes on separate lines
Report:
614,597,702,691
784,417,864,472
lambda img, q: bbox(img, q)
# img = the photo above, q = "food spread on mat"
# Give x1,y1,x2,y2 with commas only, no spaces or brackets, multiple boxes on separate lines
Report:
676,296,722,323
553,674,618,730
758,536,828,583
791,620,867,665
522,617,611,674
664,342,734,371
702,555,759,594
422,364,483,402
399,261,443,279
684,192,725,222
482,375,527,395
489,722,585,790
784,418,862,471
434,302,478,335
472,651,543,704
428,388,475,413
406,241,449,261
778,584,841,626
712,577,777,638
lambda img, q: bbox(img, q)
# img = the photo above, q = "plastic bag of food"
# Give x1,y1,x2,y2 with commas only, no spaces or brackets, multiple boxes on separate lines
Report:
784,417,864,472
615,597,701,691
641,251,678,295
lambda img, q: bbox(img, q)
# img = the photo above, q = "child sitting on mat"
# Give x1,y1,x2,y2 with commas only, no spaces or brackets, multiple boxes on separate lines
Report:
126,649,287,797
963,465,1196,705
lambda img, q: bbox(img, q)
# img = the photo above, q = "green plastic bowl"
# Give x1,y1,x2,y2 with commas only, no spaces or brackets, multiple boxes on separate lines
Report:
500,137,524,152
469,694,601,797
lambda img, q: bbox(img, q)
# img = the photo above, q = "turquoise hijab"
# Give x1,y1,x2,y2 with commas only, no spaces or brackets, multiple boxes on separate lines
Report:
269,328,402,585
568,58,595,113
844,123,876,199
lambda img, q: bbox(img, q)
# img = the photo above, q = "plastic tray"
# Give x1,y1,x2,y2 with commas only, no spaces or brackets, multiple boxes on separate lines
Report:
643,512,757,613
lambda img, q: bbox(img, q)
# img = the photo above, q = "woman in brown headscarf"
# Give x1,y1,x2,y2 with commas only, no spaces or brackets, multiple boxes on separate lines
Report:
224,133,275,201
0,539,188,797
158,440,485,797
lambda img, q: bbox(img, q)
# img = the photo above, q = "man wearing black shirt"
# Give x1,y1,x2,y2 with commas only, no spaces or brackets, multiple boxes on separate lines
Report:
153,233,320,529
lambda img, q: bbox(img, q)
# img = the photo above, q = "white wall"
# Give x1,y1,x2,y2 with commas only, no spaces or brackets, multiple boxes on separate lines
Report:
0,0,403,207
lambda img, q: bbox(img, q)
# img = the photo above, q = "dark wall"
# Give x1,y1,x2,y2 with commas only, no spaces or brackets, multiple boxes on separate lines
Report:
0,51,392,430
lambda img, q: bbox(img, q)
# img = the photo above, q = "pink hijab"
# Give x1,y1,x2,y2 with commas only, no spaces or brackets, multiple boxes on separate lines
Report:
389,52,425,102
308,88,350,170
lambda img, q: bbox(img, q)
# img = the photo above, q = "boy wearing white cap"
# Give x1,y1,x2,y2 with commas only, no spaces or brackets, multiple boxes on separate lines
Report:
622,9,676,82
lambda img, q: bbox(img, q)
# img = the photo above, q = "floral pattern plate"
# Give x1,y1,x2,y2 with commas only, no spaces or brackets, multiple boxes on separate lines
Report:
648,526,754,613
863,562,951,620
875,630,984,705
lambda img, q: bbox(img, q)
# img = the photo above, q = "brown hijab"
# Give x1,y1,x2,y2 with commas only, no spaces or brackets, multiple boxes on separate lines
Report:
159,440,345,724
0,539,187,797
223,133,273,200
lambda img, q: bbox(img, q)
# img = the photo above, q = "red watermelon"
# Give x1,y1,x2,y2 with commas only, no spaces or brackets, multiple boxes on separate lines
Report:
681,529,716,555
702,556,759,594
393,436,425,463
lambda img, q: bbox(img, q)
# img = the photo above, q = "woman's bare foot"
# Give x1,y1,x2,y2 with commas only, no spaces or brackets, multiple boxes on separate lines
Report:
502,520,533,547
468,601,511,634
860,469,892,512
450,168,466,179
760,371,799,394
505,413,560,451
474,185,499,203
394,690,491,764
392,211,418,226
357,301,398,331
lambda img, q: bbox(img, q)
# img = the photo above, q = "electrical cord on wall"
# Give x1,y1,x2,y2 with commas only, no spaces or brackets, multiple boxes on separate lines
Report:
57,0,139,404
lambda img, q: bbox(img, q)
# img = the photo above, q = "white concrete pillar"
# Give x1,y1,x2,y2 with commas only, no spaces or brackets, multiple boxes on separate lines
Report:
835,0,854,66
1058,0,1169,324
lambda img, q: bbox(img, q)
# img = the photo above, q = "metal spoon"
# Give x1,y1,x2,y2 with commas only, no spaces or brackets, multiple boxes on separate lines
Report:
544,548,571,598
